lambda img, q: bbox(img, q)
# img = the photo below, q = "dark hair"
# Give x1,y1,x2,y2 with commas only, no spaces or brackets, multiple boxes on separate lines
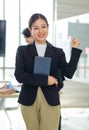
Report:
28,13,49,28
22,28,31,38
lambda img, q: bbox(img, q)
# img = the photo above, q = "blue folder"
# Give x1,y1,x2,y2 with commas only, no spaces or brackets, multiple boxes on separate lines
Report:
33,56,51,75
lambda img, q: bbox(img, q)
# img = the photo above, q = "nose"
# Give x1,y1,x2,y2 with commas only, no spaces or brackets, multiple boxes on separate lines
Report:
38,27,43,33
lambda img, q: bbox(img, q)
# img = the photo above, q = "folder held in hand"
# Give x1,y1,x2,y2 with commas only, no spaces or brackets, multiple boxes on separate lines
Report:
33,56,51,75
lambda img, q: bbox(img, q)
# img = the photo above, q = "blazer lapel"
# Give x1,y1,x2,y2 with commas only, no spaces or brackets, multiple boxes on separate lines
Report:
28,41,53,58
44,42,53,57
28,42,38,57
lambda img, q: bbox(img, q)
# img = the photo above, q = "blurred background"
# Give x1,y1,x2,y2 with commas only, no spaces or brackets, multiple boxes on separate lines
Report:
0,0,89,130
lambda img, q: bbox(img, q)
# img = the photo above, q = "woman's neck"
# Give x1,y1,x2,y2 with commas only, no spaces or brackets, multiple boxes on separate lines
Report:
35,40,46,44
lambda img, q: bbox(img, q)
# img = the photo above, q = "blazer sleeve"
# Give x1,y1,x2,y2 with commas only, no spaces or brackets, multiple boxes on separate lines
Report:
59,47,82,79
14,46,48,86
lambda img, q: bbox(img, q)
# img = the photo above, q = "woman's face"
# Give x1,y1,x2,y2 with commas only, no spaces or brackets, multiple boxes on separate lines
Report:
30,18,48,44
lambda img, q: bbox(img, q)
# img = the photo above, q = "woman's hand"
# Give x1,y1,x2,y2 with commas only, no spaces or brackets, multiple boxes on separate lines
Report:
72,38,80,48
48,76,58,86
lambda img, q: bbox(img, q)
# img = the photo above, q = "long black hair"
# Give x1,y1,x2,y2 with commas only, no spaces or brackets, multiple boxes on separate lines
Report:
28,13,49,28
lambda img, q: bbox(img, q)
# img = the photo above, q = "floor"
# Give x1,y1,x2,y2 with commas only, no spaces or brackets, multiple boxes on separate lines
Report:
61,108,89,130
0,107,89,130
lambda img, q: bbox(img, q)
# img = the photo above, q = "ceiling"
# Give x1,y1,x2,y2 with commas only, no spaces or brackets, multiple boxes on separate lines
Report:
53,0,89,20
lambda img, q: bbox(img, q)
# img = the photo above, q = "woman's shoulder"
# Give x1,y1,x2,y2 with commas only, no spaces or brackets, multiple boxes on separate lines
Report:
47,42,63,53
18,42,34,48
17,43,33,51
17,45,26,49
47,41,63,50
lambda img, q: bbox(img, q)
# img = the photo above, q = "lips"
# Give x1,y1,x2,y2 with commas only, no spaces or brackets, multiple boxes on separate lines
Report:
38,34,45,38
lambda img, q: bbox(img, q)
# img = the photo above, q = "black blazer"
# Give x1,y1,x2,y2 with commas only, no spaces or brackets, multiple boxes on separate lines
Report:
14,41,82,106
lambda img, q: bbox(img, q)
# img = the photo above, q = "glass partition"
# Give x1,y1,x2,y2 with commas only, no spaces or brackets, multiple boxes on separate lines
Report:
53,13,89,83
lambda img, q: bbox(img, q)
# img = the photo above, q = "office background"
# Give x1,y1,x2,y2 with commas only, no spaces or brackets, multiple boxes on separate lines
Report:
0,0,89,84
0,1,89,130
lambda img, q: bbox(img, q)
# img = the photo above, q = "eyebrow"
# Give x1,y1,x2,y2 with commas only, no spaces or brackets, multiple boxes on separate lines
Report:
32,24,47,28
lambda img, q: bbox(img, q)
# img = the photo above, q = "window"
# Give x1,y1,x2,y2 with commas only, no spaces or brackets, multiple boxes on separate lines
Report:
0,0,53,82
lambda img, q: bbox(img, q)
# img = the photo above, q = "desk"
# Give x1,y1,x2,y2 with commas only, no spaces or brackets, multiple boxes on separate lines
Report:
0,93,19,98
0,93,19,130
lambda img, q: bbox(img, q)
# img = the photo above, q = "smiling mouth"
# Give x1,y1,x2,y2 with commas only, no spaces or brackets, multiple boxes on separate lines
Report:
38,34,45,38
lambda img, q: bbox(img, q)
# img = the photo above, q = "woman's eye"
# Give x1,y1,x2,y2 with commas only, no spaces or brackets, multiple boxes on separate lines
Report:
42,26,47,28
34,27,38,30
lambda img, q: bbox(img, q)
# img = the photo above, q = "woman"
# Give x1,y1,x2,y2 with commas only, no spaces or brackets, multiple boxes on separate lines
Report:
23,27,64,130
14,13,82,130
